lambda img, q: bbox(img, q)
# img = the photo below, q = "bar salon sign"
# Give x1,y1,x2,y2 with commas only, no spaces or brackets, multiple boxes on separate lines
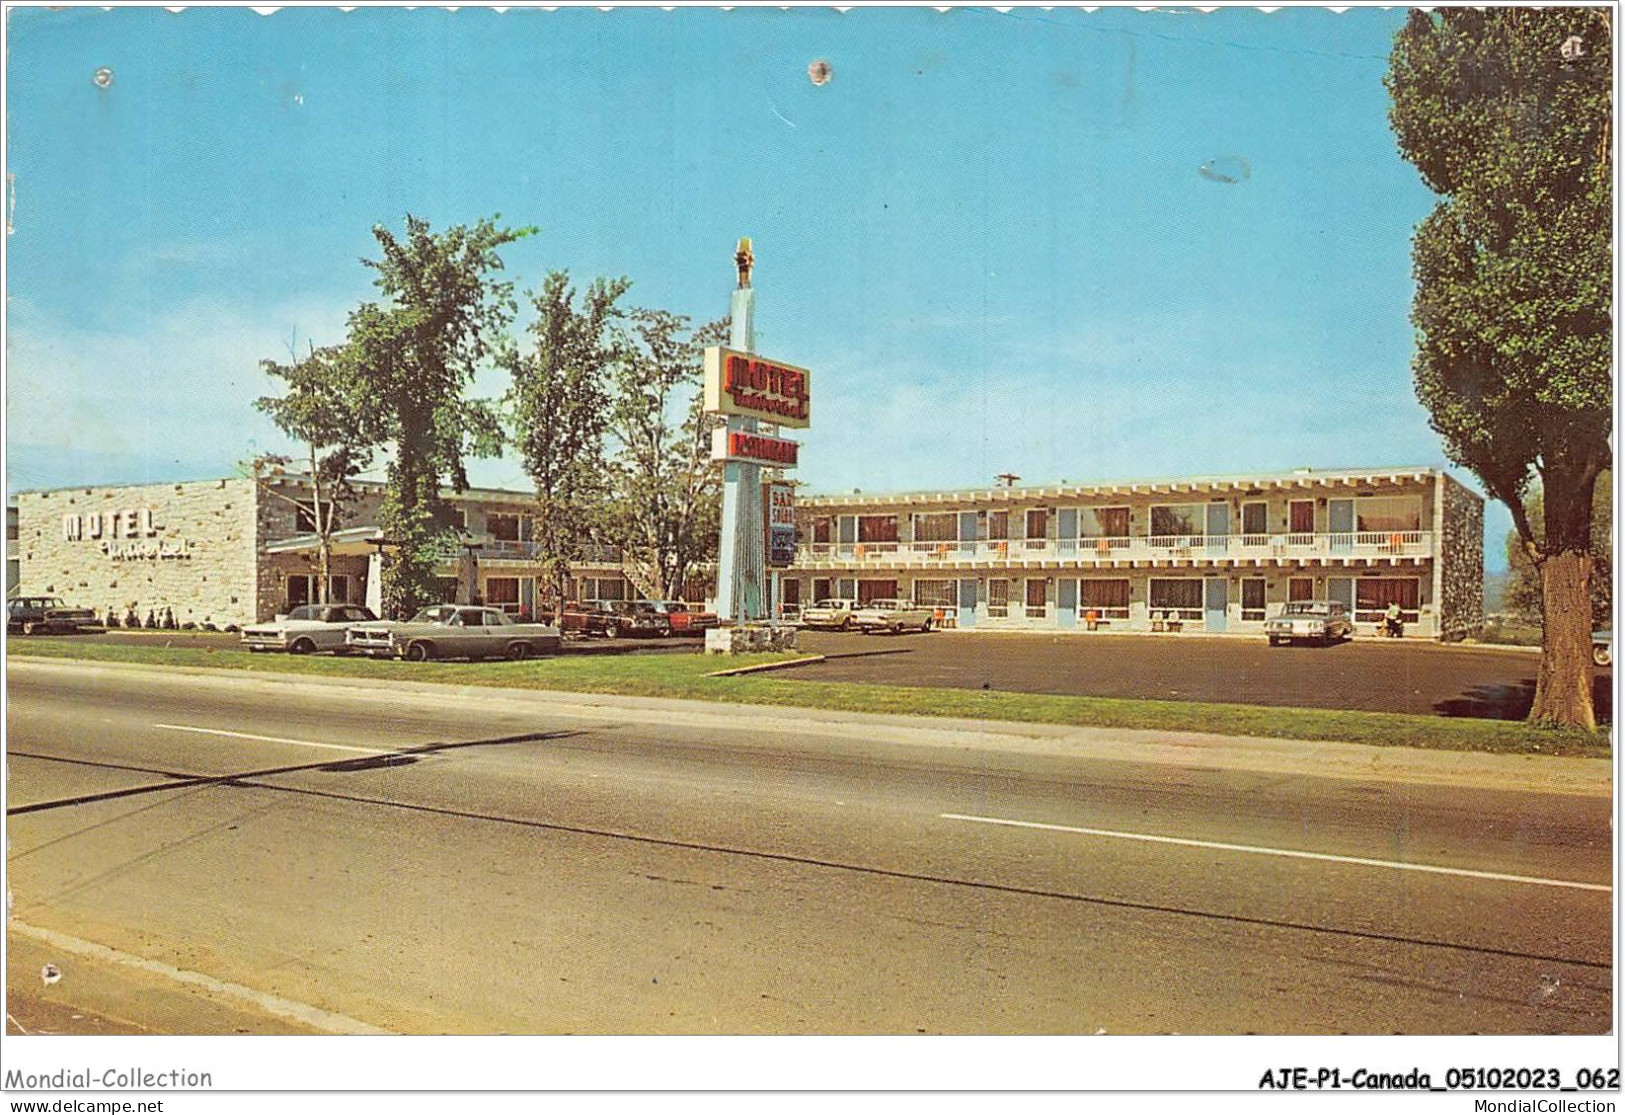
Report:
62,510,192,560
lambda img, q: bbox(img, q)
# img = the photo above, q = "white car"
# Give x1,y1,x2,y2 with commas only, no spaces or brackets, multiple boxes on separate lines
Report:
347,605,562,661
800,598,858,630
853,599,935,635
1265,600,1354,647
242,603,379,654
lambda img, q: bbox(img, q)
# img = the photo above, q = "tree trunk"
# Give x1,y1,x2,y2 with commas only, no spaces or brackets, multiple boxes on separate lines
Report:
1527,472,1598,729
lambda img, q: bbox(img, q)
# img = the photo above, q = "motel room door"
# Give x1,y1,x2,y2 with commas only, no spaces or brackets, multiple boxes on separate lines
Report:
1204,503,1229,557
957,579,977,628
958,512,978,557
1329,499,1355,554
1056,578,1077,628
1204,577,1228,633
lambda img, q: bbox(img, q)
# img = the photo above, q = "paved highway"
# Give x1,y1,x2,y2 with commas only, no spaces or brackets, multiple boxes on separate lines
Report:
5,659,1612,1034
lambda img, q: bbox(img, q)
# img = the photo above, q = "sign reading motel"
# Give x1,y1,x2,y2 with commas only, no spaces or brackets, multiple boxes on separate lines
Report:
703,347,812,428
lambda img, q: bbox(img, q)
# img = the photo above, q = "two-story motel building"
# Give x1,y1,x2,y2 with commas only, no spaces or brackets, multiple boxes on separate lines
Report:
783,466,1484,640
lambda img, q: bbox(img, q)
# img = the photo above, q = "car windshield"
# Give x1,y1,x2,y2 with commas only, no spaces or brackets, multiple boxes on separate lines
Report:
1284,602,1330,616
864,600,899,609
812,600,851,609
409,605,459,624
323,606,377,623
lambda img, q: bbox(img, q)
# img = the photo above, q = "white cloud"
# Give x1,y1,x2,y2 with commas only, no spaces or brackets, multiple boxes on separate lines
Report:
6,295,353,473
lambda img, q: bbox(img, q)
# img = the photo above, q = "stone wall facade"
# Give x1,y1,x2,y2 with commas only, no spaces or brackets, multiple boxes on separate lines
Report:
1435,472,1485,641
16,479,260,628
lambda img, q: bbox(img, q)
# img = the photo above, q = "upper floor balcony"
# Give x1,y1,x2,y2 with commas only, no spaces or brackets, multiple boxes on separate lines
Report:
465,538,625,565
793,531,1434,568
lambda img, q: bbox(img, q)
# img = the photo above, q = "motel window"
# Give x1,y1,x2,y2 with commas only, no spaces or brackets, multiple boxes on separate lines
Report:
1149,505,1204,540
813,518,833,544
582,577,627,602
913,513,958,543
1025,509,1049,544
487,513,521,542
1241,502,1268,541
857,580,899,605
1241,578,1267,621
1355,497,1422,535
987,579,1010,618
1356,578,1421,623
286,576,311,609
812,578,832,602
912,580,957,608
486,577,520,608
1080,579,1131,620
1079,507,1130,544
782,579,801,606
987,512,1010,541
857,516,898,544
1149,579,1203,620
1289,577,1314,603
1024,578,1048,617
1289,501,1315,534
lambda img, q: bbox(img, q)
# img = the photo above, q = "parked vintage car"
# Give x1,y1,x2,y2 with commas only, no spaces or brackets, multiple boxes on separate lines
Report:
241,603,379,655
1265,600,1354,646
852,598,935,635
603,599,670,639
800,598,858,630
1594,629,1612,668
652,600,719,636
7,596,100,635
346,605,562,661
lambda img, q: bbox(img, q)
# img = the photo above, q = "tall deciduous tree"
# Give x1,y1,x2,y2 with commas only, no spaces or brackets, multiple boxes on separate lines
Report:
254,340,375,606
346,215,532,618
503,271,630,607
1387,9,1612,728
601,312,727,601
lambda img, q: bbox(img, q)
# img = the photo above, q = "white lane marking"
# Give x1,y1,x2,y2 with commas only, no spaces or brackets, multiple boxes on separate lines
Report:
8,921,391,1035
152,724,394,756
7,1012,31,1034
941,813,1612,893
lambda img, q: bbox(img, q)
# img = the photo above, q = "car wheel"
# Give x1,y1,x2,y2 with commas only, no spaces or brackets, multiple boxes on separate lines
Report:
289,638,316,656
892,623,904,635
21,621,37,636
605,623,621,640
507,641,531,661
1594,644,1612,668
405,641,432,663
840,617,852,631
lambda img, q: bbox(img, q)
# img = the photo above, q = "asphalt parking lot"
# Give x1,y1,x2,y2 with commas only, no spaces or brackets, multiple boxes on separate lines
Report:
792,629,1611,722
15,626,1610,723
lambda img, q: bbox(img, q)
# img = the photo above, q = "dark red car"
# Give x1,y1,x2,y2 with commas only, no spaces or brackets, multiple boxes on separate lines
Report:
651,600,718,636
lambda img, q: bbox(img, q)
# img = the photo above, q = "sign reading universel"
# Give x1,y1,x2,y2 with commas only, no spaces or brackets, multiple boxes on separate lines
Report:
702,347,811,428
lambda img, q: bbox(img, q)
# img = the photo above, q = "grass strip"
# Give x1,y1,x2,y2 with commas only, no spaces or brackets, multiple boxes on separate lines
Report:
8,640,1610,759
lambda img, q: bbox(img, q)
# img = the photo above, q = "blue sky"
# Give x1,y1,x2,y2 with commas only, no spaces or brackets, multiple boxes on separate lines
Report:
4,5,1513,569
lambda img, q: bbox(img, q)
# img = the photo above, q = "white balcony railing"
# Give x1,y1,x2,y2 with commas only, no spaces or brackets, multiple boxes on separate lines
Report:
795,532,1432,566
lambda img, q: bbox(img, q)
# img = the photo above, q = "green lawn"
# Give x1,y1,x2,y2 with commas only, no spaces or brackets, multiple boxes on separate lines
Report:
7,640,1610,758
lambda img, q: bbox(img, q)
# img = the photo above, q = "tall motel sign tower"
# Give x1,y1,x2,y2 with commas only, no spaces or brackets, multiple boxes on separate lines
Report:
705,239,812,622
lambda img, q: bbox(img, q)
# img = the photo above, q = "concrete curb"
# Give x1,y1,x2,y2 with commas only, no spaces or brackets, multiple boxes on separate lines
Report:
705,654,827,677
8,655,1611,798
